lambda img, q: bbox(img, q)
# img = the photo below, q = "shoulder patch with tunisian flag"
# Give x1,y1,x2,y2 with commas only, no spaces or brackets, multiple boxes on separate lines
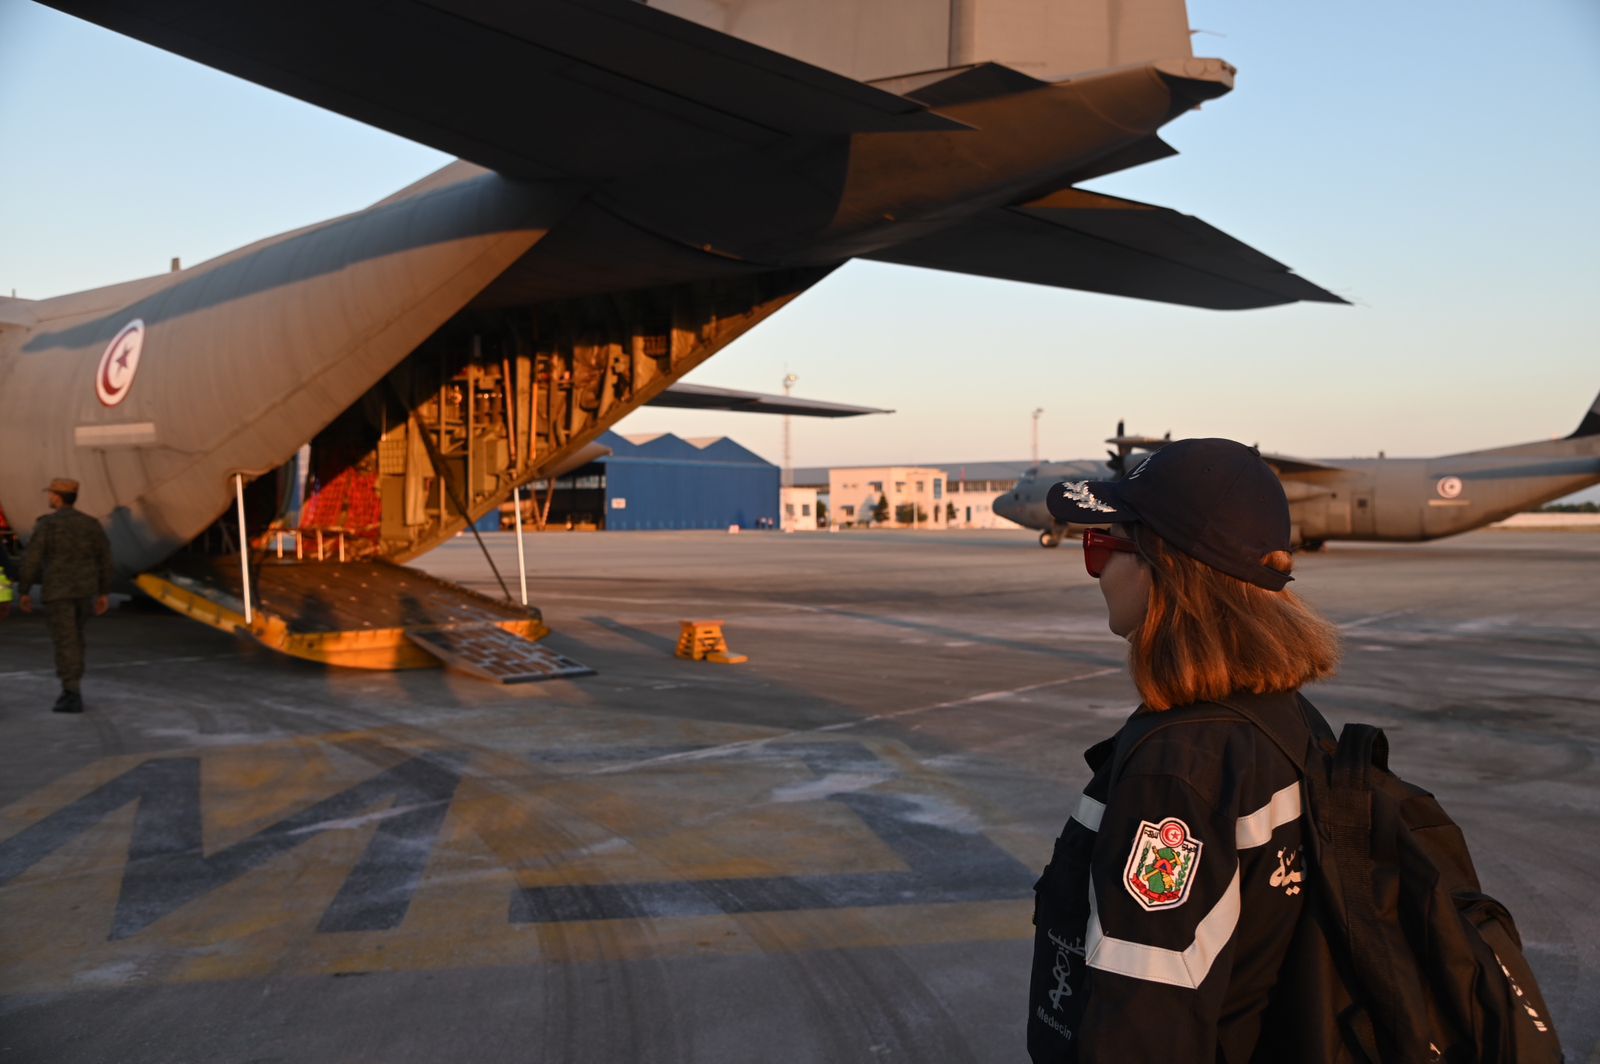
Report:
1123,817,1203,911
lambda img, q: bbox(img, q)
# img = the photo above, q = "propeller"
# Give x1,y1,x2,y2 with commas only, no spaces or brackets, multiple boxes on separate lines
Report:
1104,421,1172,479
1106,419,1128,476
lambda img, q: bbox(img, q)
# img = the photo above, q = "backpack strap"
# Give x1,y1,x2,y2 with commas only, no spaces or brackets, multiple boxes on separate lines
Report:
1106,709,1244,788
1223,696,1423,1062
1213,690,1320,772
1108,691,1326,791
1324,724,1424,1060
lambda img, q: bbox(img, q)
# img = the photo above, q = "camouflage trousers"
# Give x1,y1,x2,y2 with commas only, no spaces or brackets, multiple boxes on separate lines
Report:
44,598,92,693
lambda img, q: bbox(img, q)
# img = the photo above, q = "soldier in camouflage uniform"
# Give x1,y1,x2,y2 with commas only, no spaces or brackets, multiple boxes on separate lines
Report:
18,477,113,713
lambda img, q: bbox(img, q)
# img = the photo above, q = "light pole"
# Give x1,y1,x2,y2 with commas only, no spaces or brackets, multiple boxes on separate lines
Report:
782,373,798,487
1031,407,1044,464
782,373,798,531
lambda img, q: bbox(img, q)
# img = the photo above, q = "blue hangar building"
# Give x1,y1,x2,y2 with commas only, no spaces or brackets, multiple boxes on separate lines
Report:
546,431,779,531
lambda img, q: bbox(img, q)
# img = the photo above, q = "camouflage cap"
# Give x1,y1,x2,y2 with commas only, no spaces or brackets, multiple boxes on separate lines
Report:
46,477,79,495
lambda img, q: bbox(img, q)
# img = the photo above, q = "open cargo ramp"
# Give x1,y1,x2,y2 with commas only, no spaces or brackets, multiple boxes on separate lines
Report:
136,559,588,681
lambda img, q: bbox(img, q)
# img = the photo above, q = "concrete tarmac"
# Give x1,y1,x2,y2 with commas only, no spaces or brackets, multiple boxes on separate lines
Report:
1,528,1595,1062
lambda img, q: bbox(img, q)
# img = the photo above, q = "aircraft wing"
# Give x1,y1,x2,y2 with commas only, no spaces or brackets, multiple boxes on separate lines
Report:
1107,432,1341,475
649,383,891,417
41,0,964,183
543,440,613,480
1260,453,1342,475
1107,433,1172,452
864,188,1346,310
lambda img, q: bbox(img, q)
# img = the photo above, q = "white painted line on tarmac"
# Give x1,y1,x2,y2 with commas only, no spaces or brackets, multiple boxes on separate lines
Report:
284,800,450,837
1339,608,1417,630
539,592,754,607
589,666,1122,777
816,668,1124,731
0,653,235,679
535,591,830,612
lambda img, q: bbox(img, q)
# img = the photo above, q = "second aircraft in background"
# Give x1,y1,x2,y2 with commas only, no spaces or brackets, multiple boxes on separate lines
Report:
995,391,1600,549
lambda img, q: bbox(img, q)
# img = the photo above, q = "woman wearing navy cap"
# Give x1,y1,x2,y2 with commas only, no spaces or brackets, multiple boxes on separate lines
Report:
1027,438,1340,1063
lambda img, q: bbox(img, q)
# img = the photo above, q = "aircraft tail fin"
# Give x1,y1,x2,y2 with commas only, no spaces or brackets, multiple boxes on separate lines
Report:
1567,390,1600,439
647,0,1194,84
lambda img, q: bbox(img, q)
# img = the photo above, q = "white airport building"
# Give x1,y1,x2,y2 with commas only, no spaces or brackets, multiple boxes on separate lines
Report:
792,461,1030,530
826,466,947,528
942,462,1033,529
780,486,820,531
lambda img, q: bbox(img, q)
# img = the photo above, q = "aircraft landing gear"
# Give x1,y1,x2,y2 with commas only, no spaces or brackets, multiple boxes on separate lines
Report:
1039,530,1062,549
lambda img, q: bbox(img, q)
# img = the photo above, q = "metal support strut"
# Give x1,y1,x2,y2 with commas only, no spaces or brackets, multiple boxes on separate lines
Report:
234,473,253,624
514,485,529,606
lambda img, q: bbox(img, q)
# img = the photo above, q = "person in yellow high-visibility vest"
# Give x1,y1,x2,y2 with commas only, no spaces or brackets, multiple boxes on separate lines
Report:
0,532,18,621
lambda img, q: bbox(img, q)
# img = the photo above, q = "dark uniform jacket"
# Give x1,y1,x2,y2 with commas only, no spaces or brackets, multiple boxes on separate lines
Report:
1029,692,1308,1063
19,508,114,602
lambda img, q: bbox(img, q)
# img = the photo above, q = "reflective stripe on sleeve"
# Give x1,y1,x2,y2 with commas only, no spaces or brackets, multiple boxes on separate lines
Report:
1084,866,1241,989
1234,781,1301,850
1071,793,1105,832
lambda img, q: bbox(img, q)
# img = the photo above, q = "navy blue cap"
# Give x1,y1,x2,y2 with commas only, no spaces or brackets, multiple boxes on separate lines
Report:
1046,438,1293,590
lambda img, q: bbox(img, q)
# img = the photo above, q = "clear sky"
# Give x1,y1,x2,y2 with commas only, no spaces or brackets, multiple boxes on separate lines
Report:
2,0,1597,501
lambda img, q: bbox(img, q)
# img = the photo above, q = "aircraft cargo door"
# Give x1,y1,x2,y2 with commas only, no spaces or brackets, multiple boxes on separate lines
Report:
1351,488,1376,536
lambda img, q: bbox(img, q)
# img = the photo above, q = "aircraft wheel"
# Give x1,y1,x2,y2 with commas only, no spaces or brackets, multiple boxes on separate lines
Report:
1299,540,1326,552
1039,531,1061,549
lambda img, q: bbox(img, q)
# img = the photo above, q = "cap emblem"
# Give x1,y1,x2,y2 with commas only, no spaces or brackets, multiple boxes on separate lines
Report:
1059,481,1117,513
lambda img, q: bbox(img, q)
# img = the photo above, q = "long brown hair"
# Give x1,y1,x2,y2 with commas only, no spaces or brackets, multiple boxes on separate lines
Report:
1128,526,1340,711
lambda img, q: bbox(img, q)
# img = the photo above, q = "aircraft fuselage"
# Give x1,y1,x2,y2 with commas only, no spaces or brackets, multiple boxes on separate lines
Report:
994,428,1600,548
1285,439,1600,544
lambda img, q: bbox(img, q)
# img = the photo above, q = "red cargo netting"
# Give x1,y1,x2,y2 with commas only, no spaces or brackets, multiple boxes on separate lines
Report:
301,467,381,537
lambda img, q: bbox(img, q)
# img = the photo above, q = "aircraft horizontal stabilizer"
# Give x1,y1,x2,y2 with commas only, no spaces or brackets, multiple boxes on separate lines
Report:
1110,430,1339,474
649,383,891,417
889,63,1051,109
1062,136,1180,185
864,188,1346,310
40,0,965,183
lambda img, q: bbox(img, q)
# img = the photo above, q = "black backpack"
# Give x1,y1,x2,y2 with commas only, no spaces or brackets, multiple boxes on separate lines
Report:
1219,692,1564,1064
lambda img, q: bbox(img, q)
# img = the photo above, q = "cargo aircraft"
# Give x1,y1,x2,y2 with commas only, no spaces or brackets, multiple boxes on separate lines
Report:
0,0,1342,678
995,393,1600,549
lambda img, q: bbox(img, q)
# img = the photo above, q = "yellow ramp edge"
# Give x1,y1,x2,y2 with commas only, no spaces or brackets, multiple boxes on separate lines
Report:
135,571,248,634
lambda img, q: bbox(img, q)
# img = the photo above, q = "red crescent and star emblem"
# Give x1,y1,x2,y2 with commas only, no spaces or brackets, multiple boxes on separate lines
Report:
96,319,144,407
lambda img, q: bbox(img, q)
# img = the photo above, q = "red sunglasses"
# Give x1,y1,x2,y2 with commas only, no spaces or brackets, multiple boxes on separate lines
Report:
1082,529,1138,578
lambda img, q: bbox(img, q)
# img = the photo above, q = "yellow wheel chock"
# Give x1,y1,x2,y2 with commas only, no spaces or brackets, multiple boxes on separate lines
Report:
676,619,748,664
